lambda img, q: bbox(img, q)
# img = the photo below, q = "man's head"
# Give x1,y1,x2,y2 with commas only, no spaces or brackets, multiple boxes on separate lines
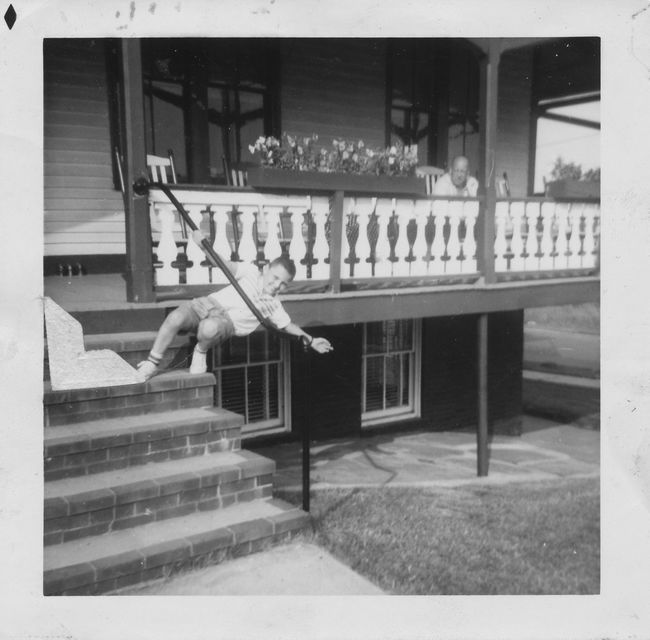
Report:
450,156,470,190
263,256,296,296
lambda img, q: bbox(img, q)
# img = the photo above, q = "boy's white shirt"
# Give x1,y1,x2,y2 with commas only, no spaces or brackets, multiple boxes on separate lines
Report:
206,262,291,336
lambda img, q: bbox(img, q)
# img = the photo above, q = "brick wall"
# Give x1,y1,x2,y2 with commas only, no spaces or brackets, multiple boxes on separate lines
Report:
290,324,363,440
289,312,523,440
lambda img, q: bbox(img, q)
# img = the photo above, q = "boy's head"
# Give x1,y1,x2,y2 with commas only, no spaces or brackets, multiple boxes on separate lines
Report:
263,256,296,296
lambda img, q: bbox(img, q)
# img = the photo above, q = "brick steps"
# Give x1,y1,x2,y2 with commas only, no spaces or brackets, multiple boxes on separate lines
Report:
44,450,275,545
44,407,243,480
43,321,309,595
44,498,310,595
44,371,216,426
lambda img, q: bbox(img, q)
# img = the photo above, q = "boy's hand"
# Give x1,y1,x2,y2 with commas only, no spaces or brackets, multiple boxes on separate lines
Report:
310,337,333,354
191,296,213,320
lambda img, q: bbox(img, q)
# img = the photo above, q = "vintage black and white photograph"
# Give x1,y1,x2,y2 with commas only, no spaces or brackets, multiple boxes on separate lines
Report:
2,1,650,639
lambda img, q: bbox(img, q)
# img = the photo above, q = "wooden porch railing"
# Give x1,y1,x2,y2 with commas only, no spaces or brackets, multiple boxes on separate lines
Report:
147,185,600,295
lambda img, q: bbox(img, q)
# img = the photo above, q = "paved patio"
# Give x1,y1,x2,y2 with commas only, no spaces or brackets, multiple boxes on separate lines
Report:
253,414,599,493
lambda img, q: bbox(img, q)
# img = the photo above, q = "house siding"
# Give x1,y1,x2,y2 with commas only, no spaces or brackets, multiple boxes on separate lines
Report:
44,39,125,257
280,39,387,149
497,49,534,197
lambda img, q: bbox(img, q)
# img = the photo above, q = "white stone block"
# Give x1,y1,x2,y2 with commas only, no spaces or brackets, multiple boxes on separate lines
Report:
44,297,144,390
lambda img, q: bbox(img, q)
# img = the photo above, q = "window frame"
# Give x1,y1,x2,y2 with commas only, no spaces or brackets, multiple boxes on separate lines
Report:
212,330,291,438
361,318,422,427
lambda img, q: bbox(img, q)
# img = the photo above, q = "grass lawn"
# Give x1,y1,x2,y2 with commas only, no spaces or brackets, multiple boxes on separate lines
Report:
292,477,599,595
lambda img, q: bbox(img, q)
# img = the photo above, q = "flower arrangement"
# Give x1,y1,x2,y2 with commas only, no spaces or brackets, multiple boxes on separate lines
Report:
248,133,419,177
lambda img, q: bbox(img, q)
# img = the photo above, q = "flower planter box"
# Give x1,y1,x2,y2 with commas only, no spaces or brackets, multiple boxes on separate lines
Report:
546,179,600,200
247,166,426,196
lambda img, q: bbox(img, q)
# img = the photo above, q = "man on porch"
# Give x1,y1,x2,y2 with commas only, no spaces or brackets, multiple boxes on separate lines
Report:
433,155,479,197
137,232,333,380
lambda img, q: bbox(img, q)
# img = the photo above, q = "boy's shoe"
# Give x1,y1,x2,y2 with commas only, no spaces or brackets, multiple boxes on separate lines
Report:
137,360,159,381
189,347,208,375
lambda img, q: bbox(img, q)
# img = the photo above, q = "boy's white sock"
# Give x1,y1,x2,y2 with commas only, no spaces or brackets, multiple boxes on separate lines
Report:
189,346,208,374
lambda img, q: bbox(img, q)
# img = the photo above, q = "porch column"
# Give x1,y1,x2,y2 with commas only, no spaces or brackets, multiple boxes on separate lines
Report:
476,41,501,476
120,39,155,303
477,313,489,476
477,40,501,286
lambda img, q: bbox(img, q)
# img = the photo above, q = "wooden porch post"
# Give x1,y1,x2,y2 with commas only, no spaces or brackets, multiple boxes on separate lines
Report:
476,41,501,476
477,40,501,286
477,313,489,476
120,39,155,303
328,190,345,294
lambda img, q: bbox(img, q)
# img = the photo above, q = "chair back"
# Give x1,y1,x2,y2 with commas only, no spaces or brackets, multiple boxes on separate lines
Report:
416,165,445,195
231,167,248,187
146,151,177,184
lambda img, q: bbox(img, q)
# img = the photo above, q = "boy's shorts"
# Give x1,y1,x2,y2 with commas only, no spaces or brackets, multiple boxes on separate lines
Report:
176,299,235,340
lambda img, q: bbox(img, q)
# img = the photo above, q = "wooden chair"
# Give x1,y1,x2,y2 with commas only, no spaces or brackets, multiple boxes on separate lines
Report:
415,165,445,195
223,158,250,188
146,150,178,184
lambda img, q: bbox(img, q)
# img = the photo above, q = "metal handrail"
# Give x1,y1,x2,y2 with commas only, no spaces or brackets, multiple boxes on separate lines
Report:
134,177,312,512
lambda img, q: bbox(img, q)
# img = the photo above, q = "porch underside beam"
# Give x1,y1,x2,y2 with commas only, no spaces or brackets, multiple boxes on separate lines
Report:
280,278,600,327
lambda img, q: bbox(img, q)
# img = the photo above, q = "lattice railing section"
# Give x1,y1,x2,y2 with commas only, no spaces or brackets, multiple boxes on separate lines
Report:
340,197,480,279
149,190,331,287
494,200,600,275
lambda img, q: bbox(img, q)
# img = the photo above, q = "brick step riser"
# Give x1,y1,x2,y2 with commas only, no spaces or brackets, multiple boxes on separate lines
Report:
44,512,310,596
45,386,215,427
44,472,274,547
45,426,242,481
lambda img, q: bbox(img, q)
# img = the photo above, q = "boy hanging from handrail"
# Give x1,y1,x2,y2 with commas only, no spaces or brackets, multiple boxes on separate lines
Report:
137,230,333,380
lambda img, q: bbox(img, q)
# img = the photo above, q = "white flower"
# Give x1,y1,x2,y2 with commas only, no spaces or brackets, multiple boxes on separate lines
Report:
248,145,255,155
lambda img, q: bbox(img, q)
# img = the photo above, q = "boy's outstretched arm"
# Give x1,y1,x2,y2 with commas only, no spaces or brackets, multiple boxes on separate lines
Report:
282,322,333,354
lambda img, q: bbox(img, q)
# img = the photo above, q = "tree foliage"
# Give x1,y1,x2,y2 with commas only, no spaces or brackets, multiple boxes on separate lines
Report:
550,157,600,182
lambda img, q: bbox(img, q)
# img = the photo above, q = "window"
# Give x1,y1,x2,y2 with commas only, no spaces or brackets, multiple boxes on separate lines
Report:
212,330,290,436
141,38,279,183
532,95,600,194
362,319,421,426
387,40,479,168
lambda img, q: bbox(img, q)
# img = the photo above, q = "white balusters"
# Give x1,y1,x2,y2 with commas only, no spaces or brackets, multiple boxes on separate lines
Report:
412,199,431,276
510,202,526,272
554,203,570,270
524,202,540,272
373,198,392,277
566,204,583,269
494,201,509,273
354,198,374,278
210,205,232,285
445,200,463,274
262,206,283,264
462,200,479,273
155,203,180,285
393,199,412,277
341,198,355,278
538,202,555,271
237,206,258,265
581,204,596,269
311,197,330,280
288,205,308,280
185,205,210,284
430,199,448,275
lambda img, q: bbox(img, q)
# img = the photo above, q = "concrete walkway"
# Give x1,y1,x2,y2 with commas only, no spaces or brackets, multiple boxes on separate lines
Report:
124,414,598,595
